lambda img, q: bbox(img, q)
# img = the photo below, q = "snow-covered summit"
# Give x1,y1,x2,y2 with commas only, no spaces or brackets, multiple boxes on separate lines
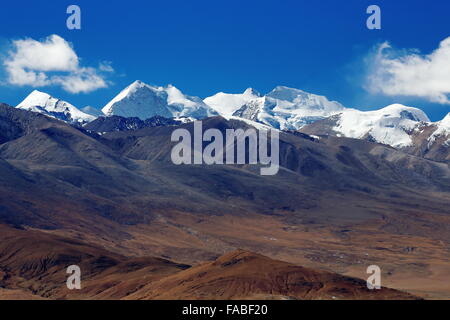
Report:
204,88,261,117
266,86,345,113
16,90,96,124
102,80,218,120
228,86,346,130
332,104,430,148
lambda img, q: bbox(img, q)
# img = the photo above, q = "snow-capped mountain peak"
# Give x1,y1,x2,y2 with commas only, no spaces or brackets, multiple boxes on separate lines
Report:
229,86,346,130
17,90,51,110
165,84,217,118
102,81,171,119
329,104,430,148
266,86,345,113
266,86,309,101
243,87,261,96
17,90,96,124
203,88,261,117
102,80,217,120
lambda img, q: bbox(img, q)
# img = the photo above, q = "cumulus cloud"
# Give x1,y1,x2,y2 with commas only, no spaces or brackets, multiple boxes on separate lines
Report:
3,35,111,93
366,37,450,104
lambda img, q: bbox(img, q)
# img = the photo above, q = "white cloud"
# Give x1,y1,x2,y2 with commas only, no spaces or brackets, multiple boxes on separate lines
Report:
99,61,114,73
366,37,450,104
52,67,109,94
3,35,111,94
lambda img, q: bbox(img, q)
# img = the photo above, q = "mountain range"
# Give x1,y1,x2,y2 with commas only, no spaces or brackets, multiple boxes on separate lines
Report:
2,81,450,299
15,80,450,155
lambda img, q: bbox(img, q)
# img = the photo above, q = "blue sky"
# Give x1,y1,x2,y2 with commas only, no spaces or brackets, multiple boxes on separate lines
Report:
0,0,449,121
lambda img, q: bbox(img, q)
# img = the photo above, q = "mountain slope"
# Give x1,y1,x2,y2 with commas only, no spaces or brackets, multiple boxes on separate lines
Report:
2,103,449,232
84,115,182,133
126,250,418,300
0,225,417,301
102,80,218,120
2,104,450,227
0,223,189,300
16,90,96,124
1,105,450,298
403,113,450,161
